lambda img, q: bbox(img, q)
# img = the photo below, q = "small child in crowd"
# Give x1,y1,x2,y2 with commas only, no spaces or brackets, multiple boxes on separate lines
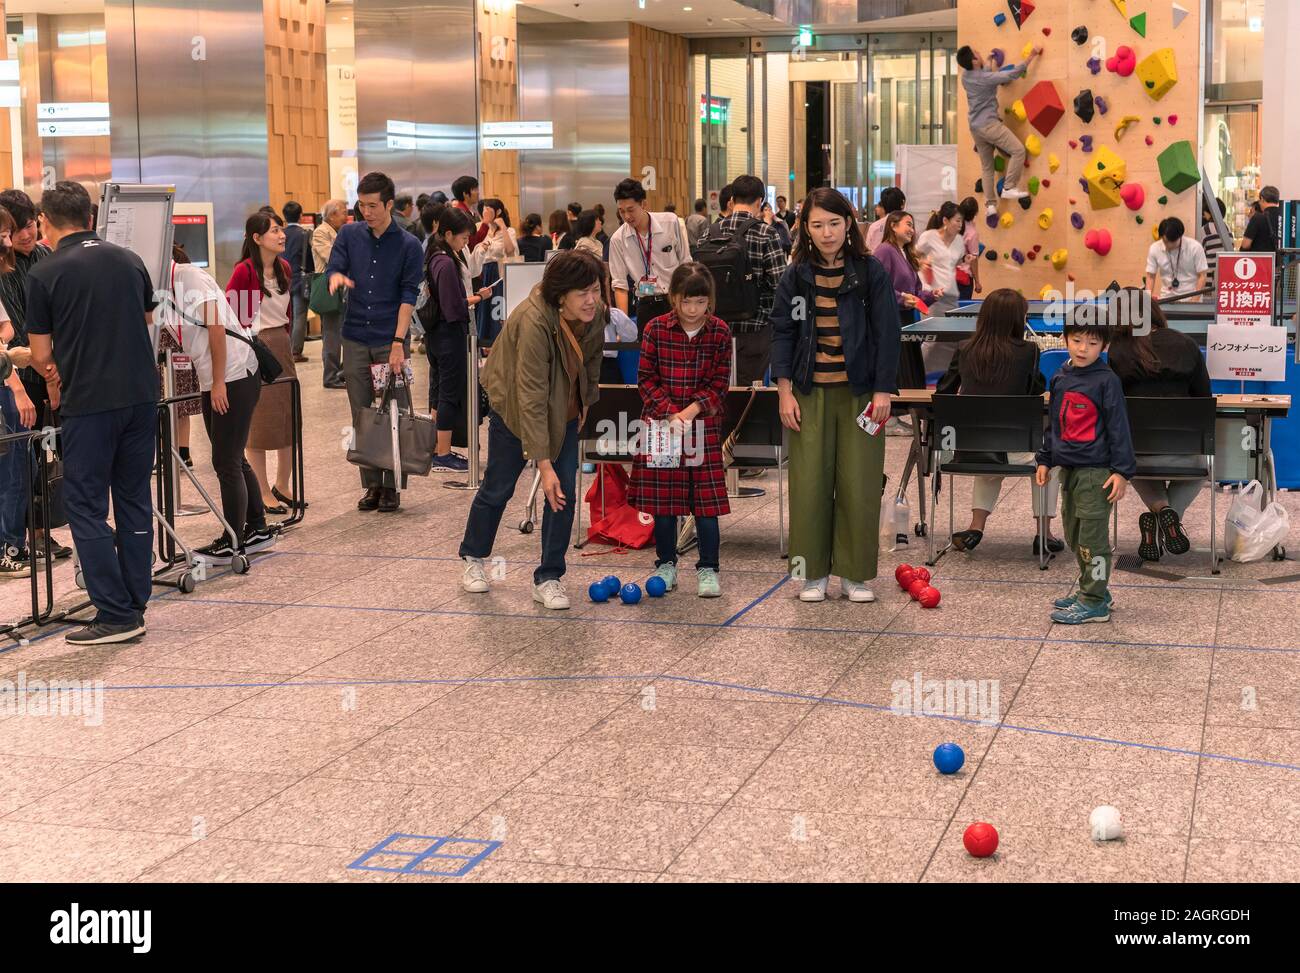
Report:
629,262,732,597
1035,310,1136,624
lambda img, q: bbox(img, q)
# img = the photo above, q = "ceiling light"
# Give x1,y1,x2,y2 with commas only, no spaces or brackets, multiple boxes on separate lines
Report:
683,5,692,9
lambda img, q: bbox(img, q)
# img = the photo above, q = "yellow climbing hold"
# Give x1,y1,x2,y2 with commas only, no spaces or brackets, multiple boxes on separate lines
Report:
1025,133,1043,157
1022,42,1035,61
1110,0,1128,18
1051,248,1068,270
1038,208,1054,230
1000,212,1015,228
1010,99,1028,123
1040,283,1055,300
1085,145,1128,209
1114,115,1142,140
1048,153,1061,173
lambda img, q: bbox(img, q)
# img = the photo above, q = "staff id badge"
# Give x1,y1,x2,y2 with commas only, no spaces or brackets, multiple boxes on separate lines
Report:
170,353,194,373
636,275,658,298
856,404,886,437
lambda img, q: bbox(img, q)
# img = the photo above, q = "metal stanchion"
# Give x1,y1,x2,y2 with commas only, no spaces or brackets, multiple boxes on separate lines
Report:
445,332,481,491
727,334,764,500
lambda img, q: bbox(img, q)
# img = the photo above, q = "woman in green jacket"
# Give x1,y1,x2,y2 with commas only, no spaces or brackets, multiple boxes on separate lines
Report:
459,250,606,609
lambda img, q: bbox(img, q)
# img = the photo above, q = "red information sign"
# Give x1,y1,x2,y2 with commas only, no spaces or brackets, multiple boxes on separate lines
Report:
1215,252,1275,328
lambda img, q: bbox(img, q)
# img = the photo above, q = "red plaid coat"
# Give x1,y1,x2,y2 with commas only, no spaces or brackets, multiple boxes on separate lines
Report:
628,312,733,517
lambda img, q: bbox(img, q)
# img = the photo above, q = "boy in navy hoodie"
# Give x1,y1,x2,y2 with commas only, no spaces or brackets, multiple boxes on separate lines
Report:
1035,312,1136,624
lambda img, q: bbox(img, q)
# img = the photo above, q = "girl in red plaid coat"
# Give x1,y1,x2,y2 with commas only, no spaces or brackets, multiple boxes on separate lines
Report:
630,263,732,598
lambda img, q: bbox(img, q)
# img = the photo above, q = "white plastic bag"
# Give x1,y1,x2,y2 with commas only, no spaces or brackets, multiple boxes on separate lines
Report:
1225,480,1290,562
880,497,909,552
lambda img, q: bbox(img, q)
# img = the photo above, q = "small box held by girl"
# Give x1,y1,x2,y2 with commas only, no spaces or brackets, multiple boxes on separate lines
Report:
629,262,732,598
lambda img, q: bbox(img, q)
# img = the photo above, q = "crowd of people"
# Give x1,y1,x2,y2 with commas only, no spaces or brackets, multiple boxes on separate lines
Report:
0,157,1281,644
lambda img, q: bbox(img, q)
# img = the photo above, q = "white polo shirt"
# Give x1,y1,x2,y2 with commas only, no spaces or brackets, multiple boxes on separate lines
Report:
1145,238,1208,298
608,211,688,296
158,261,257,392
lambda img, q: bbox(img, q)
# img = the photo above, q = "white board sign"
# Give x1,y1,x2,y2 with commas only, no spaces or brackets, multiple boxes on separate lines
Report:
1207,324,1287,381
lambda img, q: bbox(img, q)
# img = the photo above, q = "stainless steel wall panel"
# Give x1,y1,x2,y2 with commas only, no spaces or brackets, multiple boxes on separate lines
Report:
353,0,478,197
106,0,267,282
518,21,629,218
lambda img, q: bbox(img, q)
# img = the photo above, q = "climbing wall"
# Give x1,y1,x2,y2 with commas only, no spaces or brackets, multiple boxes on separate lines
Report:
957,1,1202,298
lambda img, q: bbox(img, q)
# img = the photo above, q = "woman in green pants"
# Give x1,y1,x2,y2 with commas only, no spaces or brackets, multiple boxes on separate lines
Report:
769,188,902,602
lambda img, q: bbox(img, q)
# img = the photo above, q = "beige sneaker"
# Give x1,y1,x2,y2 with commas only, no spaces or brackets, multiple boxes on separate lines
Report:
533,579,570,610
462,557,490,594
841,579,876,603
798,576,829,602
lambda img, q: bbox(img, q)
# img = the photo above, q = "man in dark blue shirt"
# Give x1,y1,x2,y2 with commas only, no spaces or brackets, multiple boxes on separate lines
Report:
26,181,158,646
282,200,313,362
325,171,423,512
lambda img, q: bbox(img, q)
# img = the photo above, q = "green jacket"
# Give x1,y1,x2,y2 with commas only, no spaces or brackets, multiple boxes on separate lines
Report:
481,285,605,462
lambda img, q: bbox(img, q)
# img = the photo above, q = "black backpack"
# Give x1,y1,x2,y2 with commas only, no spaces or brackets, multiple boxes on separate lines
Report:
693,215,760,324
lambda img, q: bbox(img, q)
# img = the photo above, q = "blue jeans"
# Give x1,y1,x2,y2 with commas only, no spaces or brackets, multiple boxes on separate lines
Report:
62,403,157,625
0,386,32,550
459,411,578,585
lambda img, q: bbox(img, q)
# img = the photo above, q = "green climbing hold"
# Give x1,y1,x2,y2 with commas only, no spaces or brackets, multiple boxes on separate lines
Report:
1135,215,1144,224
1153,116,1162,125
1158,195,1168,205
994,155,1007,172
1028,176,1041,195
1129,12,1146,37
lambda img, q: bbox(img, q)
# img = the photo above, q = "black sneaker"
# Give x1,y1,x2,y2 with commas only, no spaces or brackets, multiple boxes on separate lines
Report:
243,524,278,555
430,453,469,473
179,446,194,469
358,488,382,511
33,538,74,561
195,535,237,564
1157,507,1191,556
66,620,146,645
0,545,30,579
1137,511,1161,562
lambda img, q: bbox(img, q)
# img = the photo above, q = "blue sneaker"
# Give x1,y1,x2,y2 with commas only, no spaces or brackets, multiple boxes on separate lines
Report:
1052,591,1115,610
1050,600,1112,625
430,452,469,473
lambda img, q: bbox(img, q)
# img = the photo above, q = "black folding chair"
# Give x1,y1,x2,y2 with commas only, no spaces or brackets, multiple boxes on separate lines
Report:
574,385,643,549
928,394,1049,569
1120,396,1218,575
724,388,786,556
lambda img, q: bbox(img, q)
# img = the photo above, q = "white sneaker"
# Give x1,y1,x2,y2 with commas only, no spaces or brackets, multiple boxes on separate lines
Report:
533,579,570,610
798,576,829,602
462,557,490,594
841,579,876,603
985,202,999,218
1000,188,1029,200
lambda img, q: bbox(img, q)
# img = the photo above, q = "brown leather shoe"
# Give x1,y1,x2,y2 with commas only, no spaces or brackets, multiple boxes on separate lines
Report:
357,488,382,511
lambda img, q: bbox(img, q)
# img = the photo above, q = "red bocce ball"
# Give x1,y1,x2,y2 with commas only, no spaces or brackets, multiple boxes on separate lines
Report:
963,822,999,858
908,579,928,600
918,586,941,609
894,564,915,586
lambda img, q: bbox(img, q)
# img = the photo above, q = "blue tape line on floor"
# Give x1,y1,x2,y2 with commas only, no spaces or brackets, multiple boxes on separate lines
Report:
30,670,1300,775
135,592,1300,656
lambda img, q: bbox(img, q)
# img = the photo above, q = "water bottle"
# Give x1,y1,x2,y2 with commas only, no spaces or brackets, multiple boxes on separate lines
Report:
892,497,911,546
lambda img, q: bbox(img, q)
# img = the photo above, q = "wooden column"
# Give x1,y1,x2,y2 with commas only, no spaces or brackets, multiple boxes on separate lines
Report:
629,23,690,214
265,0,329,211
478,0,519,221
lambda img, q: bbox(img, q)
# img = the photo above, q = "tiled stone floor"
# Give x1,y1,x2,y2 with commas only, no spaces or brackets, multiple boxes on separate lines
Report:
1,343,1298,883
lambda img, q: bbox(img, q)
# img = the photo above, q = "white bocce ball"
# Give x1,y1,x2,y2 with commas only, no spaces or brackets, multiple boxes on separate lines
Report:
1089,805,1123,841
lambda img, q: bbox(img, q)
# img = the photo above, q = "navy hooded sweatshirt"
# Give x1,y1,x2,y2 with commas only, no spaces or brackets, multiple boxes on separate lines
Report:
1035,358,1137,479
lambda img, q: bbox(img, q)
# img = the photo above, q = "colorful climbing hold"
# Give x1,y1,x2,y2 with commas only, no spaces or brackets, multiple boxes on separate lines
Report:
1084,228,1114,256
1135,215,1144,224
1010,99,1028,123
1037,208,1054,230
1024,134,1043,158
1000,212,1015,228
1114,115,1142,140
1071,212,1085,230
1042,179,1052,188
1050,248,1068,270
990,48,1007,68
1028,176,1041,195
1007,0,1036,29
1136,48,1179,101
1011,248,1026,264
1048,153,1060,173
1087,56,1102,76
986,213,1000,230
1145,135,1154,146
1129,12,1147,38
1071,25,1089,45
1106,46,1137,77
1119,183,1146,211
1167,114,1178,126
1018,196,1033,211
994,11,1007,26
1074,89,1096,124
1158,195,1168,206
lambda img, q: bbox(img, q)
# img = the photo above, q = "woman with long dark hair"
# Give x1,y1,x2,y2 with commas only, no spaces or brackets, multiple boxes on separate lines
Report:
226,210,298,515
572,209,604,258
479,197,518,264
160,244,272,560
935,287,1061,554
770,187,900,603
871,210,940,393
422,206,475,473
1107,287,1210,561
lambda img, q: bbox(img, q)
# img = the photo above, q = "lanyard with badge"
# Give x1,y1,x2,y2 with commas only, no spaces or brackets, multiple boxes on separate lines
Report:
635,221,657,298
1166,241,1186,291
167,263,193,374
